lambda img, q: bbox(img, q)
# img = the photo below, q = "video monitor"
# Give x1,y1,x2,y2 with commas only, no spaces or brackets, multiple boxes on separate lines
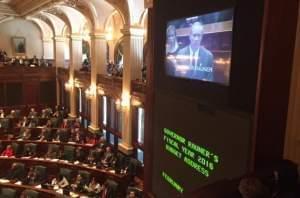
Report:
165,9,234,85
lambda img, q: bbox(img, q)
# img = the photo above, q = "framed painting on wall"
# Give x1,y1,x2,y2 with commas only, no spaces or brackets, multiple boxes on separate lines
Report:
12,36,26,55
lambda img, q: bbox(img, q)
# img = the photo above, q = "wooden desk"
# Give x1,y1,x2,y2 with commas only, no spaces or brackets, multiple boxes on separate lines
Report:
0,139,97,158
0,157,130,194
0,182,61,198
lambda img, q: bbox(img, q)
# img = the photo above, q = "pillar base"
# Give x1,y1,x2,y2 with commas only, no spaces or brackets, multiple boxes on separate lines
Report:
68,113,77,118
88,125,100,133
118,142,134,155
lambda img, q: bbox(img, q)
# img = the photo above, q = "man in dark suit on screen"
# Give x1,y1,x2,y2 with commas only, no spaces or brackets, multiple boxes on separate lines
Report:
176,21,214,81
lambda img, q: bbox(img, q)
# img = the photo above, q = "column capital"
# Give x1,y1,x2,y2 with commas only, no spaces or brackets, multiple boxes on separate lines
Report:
43,38,53,42
54,36,65,42
70,34,83,41
90,33,106,40
121,26,145,37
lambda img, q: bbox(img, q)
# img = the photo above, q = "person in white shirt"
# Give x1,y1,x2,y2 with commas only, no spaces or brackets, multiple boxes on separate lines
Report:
51,174,69,189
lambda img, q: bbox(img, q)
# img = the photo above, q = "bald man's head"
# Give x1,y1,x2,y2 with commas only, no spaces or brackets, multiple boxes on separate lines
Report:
189,22,204,51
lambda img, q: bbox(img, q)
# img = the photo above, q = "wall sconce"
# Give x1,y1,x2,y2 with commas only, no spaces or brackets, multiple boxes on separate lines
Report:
98,87,105,95
74,79,83,88
64,79,74,91
115,93,131,111
85,85,96,99
131,98,142,107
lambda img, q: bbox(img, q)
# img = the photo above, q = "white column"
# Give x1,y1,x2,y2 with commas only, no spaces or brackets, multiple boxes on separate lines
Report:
89,33,107,132
54,36,65,68
43,38,54,60
119,27,145,154
69,34,83,118
54,36,65,106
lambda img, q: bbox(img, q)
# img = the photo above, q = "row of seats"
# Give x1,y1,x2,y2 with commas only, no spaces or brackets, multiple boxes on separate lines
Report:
3,162,120,197
0,188,38,198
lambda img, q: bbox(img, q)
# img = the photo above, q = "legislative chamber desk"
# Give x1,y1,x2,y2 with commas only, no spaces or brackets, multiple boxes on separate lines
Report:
0,182,61,198
0,157,130,195
0,139,96,155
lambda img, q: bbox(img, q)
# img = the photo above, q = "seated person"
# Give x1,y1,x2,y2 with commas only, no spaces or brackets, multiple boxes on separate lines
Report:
86,151,96,166
56,129,70,143
27,118,38,128
44,119,52,128
61,119,69,128
0,109,5,118
272,160,299,198
100,146,114,168
72,118,81,129
84,177,103,196
23,167,34,184
80,59,90,72
27,171,40,186
41,107,53,119
18,116,29,128
1,145,14,157
23,146,35,157
5,163,25,181
71,174,85,192
40,110,47,118
85,134,97,145
16,128,31,140
51,174,69,189
52,105,62,118
31,55,38,66
127,191,138,198
45,146,61,159
70,128,84,143
7,110,16,118
74,147,86,163
239,177,270,198
38,128,52,142
0,141,3,153
28,108,38,119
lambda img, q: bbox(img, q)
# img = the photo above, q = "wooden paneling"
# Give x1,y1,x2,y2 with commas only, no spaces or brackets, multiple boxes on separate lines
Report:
0,67,56,107
6,82,22,106
23,80,39,105
40,81,56,105
0,83,4,106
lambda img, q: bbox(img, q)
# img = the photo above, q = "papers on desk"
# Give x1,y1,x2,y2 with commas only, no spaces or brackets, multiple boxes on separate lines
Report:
0,179,9,183
85,144,93,146
109,170,116,173
56,189,63,194
53,185,59,190
74,161,80,165
36,126,44,128
70,192,79,198
68,142,76,144
35,184,42,189
21,157,30,159
50,159,59,162
15,181,22,185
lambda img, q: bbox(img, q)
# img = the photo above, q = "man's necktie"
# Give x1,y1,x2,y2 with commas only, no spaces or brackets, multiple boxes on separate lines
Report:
192,51,197,70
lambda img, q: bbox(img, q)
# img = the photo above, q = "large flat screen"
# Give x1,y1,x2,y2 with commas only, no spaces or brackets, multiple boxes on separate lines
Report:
165,9,234,85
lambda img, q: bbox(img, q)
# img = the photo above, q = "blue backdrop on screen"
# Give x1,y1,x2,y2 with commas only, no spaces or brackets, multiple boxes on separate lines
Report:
165,9,234,85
